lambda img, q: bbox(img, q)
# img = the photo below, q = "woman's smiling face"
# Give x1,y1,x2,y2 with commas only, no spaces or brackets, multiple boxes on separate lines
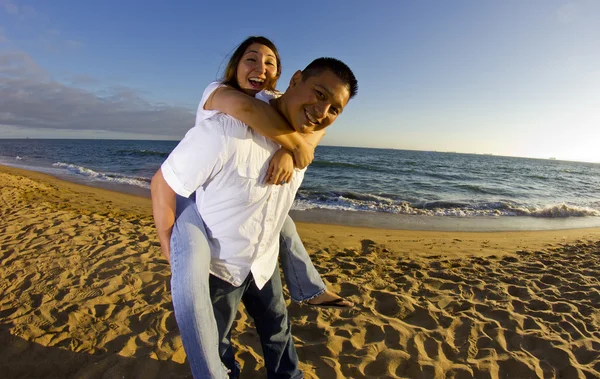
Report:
236,43,279,95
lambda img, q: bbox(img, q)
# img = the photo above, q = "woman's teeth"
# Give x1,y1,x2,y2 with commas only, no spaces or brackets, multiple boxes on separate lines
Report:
248,78,264,86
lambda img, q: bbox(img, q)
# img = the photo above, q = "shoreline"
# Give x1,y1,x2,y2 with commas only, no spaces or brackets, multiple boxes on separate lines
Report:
2,164,600,378
2,163,600,233
3,163,600,258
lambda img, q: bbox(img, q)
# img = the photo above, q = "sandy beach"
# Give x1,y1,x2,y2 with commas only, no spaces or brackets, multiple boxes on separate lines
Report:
1,164,600,379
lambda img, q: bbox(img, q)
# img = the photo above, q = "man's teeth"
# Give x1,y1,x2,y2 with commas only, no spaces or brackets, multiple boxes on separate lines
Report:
305,110,317,124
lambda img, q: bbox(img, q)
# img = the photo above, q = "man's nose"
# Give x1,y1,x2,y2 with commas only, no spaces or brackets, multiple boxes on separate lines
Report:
315,103,330,119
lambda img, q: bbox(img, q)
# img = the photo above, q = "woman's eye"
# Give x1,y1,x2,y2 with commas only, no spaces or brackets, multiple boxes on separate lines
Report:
247,58,256,62
266,61,276,67
330,108,339,116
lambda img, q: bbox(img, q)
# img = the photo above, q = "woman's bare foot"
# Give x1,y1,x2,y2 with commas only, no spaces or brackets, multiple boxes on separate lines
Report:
307,290,354,308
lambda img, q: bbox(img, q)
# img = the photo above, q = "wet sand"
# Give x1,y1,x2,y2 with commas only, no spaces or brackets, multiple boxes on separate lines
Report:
1,165,600,378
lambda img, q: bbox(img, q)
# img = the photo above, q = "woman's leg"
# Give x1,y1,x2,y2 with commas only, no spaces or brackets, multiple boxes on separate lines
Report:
170,195,229,378
279,215,325,302
279,215,353,307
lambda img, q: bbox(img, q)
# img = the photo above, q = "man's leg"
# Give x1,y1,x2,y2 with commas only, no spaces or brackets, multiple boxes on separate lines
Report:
170,197,229,379
209,274,251,379
279,215,326,302
242,264,303,379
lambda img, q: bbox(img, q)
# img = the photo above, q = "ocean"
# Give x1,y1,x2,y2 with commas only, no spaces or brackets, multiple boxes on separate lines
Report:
1,139,599,231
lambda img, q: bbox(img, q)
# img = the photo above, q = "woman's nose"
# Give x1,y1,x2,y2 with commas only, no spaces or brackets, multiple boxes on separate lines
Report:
256,60,266,73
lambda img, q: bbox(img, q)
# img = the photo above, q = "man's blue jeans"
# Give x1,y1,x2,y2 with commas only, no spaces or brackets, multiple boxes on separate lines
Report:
209,266,303,379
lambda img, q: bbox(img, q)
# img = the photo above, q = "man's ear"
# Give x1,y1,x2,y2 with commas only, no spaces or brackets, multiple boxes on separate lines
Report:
289,70,303,87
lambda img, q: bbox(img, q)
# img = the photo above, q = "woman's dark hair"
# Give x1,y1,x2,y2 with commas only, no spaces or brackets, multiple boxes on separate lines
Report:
222,36,281,91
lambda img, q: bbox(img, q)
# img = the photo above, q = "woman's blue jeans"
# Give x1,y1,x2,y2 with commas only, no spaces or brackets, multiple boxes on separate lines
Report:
278,216,326,302
170,195,325,378
170,195,229,378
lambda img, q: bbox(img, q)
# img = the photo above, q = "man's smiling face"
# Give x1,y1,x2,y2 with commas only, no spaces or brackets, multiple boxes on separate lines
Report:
281,69,351,134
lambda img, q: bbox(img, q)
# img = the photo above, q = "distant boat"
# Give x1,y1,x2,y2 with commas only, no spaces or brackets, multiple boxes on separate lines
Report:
549,157,556,160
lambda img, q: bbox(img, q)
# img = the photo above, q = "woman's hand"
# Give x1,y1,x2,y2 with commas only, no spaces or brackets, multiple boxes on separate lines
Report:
266,148,295,185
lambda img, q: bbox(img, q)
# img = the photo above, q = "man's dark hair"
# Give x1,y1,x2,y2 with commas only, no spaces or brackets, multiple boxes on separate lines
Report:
301,57,358,99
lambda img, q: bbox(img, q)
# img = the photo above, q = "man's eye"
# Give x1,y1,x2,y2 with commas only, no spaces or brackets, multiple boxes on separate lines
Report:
330,108,339,116
315,90,325,100
247,58,256,62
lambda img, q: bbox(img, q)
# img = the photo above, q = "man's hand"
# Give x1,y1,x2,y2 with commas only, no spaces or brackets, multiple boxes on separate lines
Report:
266,148,294,185
291,138,314,169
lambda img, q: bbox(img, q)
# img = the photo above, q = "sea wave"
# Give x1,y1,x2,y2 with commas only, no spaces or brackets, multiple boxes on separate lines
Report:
117,149,168,158
310,160,382,171
292,192,600,218
52,162,151,188
508,204,600,217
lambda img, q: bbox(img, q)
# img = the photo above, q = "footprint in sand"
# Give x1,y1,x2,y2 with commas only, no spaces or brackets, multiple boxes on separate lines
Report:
402,306,439,331
507,284,533,300
371,290,410,318
364,324,385,344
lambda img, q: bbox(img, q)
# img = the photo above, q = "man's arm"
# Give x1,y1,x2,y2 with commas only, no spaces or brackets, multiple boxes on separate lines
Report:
151,118,228,261
206,86,314,168
303,129,326,150
150,168,177,261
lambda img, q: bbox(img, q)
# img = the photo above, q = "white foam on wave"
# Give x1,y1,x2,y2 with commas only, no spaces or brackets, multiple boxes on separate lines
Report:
292,196,599,218
292,197,502,216
508,203,600,217
52,162,150,189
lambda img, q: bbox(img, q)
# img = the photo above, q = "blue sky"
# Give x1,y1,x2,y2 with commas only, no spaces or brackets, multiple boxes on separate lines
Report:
1,0,599,162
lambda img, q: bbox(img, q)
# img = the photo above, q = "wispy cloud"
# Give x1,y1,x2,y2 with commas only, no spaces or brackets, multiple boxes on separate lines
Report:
0,25,7,43
67,74,101,86
556,2,580,24
0,0,18,15
64,39,84,49
1,2,82,52
0,0,37,19
0,52,194,138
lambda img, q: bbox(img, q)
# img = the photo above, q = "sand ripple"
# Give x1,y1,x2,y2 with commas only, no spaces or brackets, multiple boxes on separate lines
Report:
271,241,600,378
2,167,600,378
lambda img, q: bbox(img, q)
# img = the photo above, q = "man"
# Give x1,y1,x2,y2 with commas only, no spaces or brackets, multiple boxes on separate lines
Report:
151,57,358,378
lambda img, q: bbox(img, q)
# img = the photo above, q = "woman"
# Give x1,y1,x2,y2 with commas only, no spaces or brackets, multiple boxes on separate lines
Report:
161,36,351,378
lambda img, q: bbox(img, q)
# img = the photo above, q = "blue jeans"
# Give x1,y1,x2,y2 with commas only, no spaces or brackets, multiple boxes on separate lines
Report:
170,195,323,378
175,195,325,302
210,266,303,379
279,216,326,302
170,195,229,379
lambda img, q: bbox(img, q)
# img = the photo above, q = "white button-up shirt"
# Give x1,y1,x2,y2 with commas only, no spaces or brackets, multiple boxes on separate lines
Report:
161,91,305,289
